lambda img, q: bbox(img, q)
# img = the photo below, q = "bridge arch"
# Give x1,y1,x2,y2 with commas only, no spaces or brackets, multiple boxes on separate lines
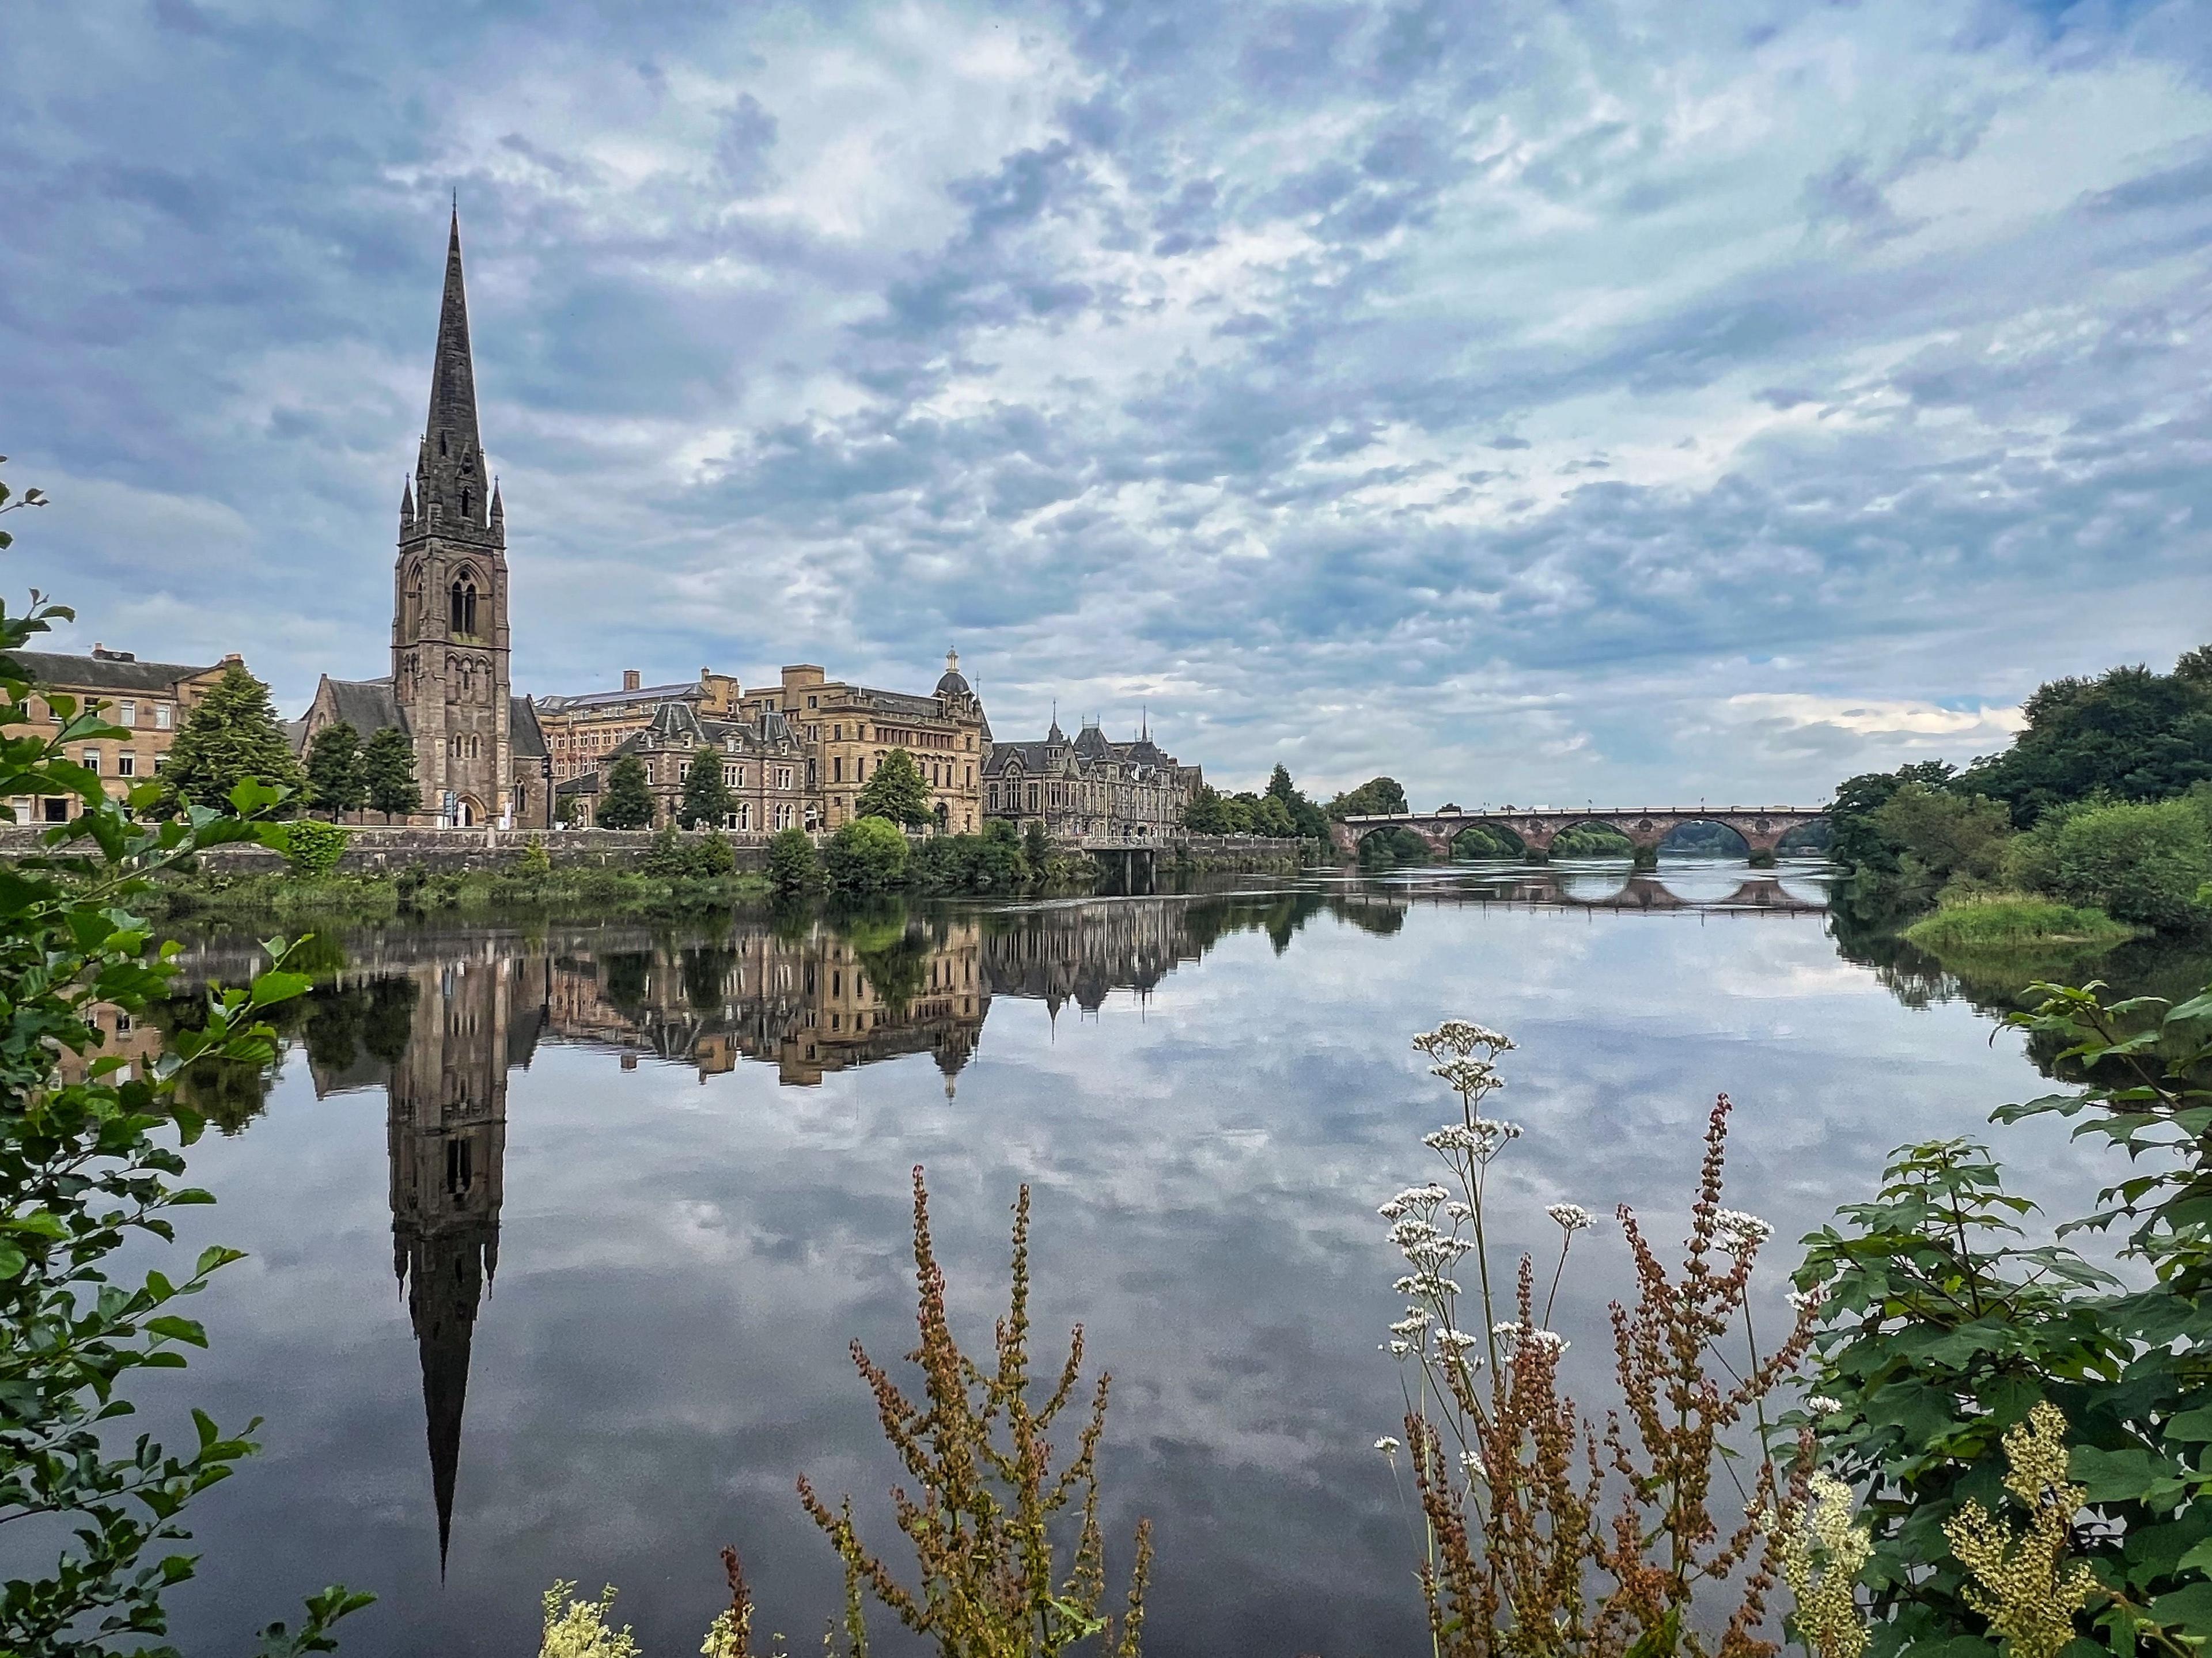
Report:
1448,820,1524,860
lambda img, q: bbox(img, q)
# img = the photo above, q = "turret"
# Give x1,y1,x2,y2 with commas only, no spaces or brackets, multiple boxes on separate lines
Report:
488,477,504,543
400,475,416,533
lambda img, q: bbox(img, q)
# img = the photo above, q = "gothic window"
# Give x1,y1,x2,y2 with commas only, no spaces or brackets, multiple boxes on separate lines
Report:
449,573,479,635
439,431,448,457
461,488,471,517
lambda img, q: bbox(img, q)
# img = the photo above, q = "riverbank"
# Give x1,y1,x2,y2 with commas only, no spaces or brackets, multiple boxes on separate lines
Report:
1901,893,2142,955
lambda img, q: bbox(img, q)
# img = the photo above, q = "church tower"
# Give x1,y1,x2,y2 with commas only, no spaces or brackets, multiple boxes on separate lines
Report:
393,210,514,827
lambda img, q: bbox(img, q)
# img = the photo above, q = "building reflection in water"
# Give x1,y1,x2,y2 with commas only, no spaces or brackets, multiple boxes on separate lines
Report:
263,874,1824,1569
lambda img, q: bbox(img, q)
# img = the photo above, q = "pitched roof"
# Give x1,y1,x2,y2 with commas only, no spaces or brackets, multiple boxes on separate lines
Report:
11,649,220,695
536,681,703,713
510,696,547,759
320,677,408,738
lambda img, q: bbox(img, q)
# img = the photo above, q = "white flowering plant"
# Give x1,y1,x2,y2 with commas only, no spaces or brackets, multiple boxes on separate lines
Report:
1378,1022,1822,1658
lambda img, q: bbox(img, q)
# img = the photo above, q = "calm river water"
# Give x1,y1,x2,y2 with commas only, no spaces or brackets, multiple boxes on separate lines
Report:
135,858,2133,1657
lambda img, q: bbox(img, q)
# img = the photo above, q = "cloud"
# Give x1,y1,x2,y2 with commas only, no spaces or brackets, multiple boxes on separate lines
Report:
5,0,2210,808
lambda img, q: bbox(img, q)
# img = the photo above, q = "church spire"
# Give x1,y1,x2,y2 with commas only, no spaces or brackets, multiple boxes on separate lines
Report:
411,208,491,542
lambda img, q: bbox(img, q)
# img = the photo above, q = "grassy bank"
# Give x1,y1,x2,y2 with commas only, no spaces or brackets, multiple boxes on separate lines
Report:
146,863,770,926
1902,893,2141,955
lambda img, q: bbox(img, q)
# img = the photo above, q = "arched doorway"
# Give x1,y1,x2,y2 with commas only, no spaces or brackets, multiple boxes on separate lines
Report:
454,794,486,828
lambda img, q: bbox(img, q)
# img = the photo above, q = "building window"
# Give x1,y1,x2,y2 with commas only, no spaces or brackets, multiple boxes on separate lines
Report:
736,802,751,831
678,762,691,781
832,724,842,740
807,696,817,709
723,764,738,786
776,766,793,791
832,757,842,782
117,752,136,778
153,753,166,772
118,700,137,726
645,762,656,785
733,765,746,788
82,749,99,774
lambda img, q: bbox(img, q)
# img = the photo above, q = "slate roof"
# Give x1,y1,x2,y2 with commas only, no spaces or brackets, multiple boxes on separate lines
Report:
535,681,702,714
848,686,945,722
320,677,408,738
510,696,547,759
12,650,219,695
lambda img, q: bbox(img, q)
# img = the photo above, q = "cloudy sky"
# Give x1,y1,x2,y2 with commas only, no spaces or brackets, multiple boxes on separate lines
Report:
8,0,2211,804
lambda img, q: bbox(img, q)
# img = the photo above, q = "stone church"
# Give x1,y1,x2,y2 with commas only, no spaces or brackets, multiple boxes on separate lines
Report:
298,212,550,828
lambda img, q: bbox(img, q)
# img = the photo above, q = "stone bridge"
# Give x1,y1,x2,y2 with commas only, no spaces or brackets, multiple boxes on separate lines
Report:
1331,806,1829,867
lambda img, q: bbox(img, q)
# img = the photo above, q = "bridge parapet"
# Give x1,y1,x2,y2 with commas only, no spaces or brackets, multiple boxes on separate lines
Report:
1330,806,1829,865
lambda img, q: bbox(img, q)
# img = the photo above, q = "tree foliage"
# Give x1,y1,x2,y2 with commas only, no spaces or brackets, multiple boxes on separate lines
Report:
2005,796,2212,932
0,553,366,1652
825,815,910,893
856,749,934,829
677,745,733,830
302,723,364,818
1328,776,1409,819
360,725,420,823
767,826,823,899
1869,783,2013,887
159,662,303,814
597,754,654,831
1965,661,2212,828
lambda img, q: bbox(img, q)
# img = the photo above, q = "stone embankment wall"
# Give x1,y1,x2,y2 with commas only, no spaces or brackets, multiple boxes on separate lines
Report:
0,824,768,875
0,824,1311,877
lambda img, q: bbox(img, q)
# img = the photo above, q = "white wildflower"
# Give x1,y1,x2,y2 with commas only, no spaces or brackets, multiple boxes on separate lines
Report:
1527,1330,1569,1353
1460,1449,1482,1473
1429,1058,1505,1099
1493,1321,1525,1337
1374,1435,1401,1456
1435,1327,1480,1353
1788,1281,1832,1314
1445,1201,1475,1224
1414,1020,1514,1059
1389,1311,1431,1337
1545,1202,1595,1233
1806,1395,1844,1416
1713,1209,1774,1254
1384,1340,1412,1357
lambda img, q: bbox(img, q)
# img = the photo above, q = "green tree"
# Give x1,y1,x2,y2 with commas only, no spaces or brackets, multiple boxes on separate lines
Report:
767,826,823,898
598,753,654,830
361,724,421,823
1253,794,1296,837
1183,786,1234,833
1328,776,1409,819
304,721,365,818
856,748,933,829
1828,761,1959,875
1870,781,2013,886
1965,659,2212,826
160,661,304,813
1265,764,1331,839
825,815,910,892
1022,818,1051,874
0,550,367,1648
677,744,733,830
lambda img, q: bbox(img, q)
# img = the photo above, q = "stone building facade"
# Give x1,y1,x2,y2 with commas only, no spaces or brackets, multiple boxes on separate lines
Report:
982,716,1201,840
296,211,550,829
7,646,244,822
551,651,992,833
537,668,741,783
553,699,816,830
759,654,990,833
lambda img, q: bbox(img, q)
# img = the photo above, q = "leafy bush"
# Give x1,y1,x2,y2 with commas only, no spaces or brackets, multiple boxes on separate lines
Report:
518,834,552,876
0,568,367,1652
908,822,1031,893
824,815,909,893
693,828,737,878
766,827,822,898
642,823,688,876
643,825,738,881
2013,796,2211,931
282,817,351,877
1797,977,2212,1657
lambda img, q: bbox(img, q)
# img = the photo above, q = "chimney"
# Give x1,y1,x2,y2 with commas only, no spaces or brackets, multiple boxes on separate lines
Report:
623,669,641,692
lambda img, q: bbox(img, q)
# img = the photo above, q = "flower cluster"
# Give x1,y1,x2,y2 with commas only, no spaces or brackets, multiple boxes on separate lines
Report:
1423,1118,1523,1163
1713,1208,1774,1255
1545,1202,1595,1233
1775,1472,1873,1658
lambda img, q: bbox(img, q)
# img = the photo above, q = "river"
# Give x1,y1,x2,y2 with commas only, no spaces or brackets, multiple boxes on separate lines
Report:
128,857,2145,1657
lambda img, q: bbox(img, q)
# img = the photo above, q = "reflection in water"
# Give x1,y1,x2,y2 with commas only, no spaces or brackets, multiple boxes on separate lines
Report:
168,865,2123,1657
234,874,1854,1573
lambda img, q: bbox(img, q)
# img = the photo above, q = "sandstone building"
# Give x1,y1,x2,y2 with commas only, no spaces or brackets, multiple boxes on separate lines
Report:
983,716,1200,841
537,668,741,783
7,646,245,822
548,651,991,833
553,699,816,830
297,212,550,829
